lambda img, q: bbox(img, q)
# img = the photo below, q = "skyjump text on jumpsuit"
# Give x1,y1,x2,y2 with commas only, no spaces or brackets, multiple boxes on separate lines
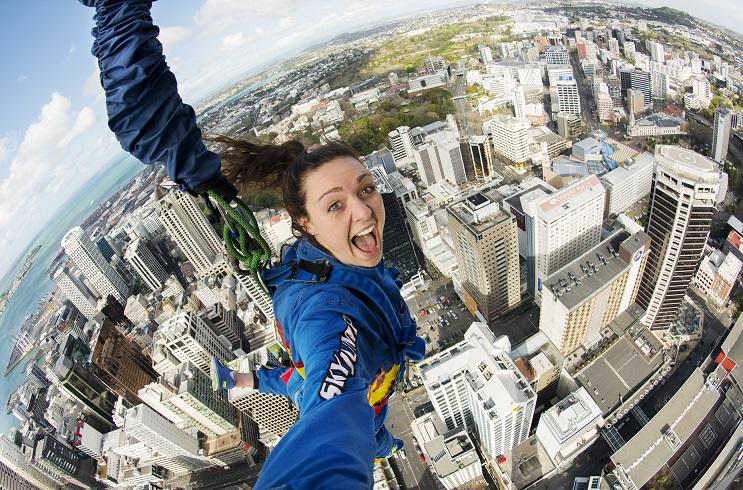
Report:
85,0,426,487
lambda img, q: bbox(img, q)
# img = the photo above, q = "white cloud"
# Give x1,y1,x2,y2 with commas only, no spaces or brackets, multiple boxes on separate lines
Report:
277,16,297,30
0,93,95,228
83,63,104,102
68,44,77,55
17,73,27,83
222,32,250,50
0,137,11,163
159,26,193,51
194,0,301,33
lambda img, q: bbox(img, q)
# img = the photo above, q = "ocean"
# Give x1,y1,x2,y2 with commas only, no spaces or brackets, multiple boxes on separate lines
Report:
0,153,141,435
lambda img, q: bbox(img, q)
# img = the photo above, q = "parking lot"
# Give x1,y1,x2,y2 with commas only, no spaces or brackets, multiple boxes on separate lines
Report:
405,278,478,356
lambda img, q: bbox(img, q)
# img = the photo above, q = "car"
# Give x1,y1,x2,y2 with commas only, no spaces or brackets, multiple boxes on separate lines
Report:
399,449,407,460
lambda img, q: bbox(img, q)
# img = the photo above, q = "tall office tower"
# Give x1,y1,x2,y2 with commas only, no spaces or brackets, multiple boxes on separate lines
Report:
235,271,275,327
466,135,495,180
388,126,416,167
371,171,421,283
26,434,97,488
124,237,168,290
595,82,614,123
630,70,652,107
511,85,527,120
600,153,655,217
142,361,239,437
419,323,536,459
607,75,622,107
637,146,723,330
159,190,227,278
153,310,236,374
363,148,396,174
478,44,493,64
576,40,588,60
53,266,99,320
95,235,117,262
487,115,532,164
413,132,467,187
89,320,158,405
25,363,51,390
627,88,645,115
121,403,214,475
52,334,118,431
623,41,636,58
648,41,665,62
712,106,732,164
447,193,520,322
650,71,669,100
545,46,570,65
608,38,620,55
556,80,582,115
522,175,605,301
556,112,583,139
539,230,650,355
0,435,61,489
204,302,245,351
62,226,129,304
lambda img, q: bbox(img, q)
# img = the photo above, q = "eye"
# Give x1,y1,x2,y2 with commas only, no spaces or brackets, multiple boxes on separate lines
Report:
361,184,376,196
328,201,341,212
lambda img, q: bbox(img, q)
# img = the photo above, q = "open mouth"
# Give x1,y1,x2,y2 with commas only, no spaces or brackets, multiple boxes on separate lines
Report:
351,223,380,257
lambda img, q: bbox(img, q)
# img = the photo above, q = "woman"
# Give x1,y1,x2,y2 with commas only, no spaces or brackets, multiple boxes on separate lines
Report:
79,0,425,488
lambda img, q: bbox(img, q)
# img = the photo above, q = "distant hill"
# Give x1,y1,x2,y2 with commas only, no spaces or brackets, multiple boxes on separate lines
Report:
644,7,698,29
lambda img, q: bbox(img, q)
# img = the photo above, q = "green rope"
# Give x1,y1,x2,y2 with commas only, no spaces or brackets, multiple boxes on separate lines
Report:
207,190,271,292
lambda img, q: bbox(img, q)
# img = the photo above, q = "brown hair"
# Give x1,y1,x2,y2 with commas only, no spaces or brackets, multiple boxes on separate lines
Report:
208,136,360,237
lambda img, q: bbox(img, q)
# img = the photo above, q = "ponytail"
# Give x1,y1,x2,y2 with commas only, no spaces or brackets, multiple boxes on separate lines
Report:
206,135,305,194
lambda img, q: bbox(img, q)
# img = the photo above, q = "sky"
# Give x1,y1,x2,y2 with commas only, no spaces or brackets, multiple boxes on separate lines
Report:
0,0,741,280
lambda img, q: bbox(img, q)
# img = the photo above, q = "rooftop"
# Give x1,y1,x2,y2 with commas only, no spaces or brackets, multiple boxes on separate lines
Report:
424,428,481,479
530,174,604,222
656,145,716,172
538,387,602,443
543,230,649,311
574,306,665,415
634,112,687,128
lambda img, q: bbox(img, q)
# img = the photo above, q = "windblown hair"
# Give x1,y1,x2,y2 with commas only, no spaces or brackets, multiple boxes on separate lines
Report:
207,136,359,237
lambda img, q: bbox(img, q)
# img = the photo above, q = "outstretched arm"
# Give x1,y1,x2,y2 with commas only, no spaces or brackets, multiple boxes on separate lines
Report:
83,0,224,193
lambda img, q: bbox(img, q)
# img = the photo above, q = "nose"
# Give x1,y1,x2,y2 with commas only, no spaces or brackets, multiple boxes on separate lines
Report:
349,195,373,222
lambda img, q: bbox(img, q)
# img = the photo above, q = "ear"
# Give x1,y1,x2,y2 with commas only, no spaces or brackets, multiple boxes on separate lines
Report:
296,217,316,236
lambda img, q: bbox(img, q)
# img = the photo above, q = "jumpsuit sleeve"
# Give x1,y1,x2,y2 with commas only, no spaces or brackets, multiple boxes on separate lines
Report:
87,0,222,191
254,365,291,396
254,301,378,489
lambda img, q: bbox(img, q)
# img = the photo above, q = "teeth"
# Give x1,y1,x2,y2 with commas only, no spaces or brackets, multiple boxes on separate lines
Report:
355,225,374,237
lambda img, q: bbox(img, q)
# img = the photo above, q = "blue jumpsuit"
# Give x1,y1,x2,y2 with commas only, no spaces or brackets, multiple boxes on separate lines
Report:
84,1,426,487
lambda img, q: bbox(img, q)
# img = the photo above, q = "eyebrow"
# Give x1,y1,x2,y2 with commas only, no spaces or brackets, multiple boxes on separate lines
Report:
317,173,374,203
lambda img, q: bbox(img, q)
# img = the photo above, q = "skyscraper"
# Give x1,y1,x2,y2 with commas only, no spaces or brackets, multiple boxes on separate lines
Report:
637,146,723,330
711,106,732,164
466,135,495,180
478,44,493,65
412,131,467,187
419,322,536,459
89,320,158,405
512,85,527,120
159,190,227,278
447,193,521,322
522,175,605,301
556,80,581,115
388,126,416,167
539,230,650,355
124,237,169,290
487,115,532,164
62,226,129,304
53,266,99,320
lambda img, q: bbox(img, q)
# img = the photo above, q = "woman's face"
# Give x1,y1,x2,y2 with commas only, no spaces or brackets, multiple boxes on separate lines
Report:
298,156,385,267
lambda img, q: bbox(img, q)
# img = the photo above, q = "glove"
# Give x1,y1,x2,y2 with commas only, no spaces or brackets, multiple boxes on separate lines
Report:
191,174,239,203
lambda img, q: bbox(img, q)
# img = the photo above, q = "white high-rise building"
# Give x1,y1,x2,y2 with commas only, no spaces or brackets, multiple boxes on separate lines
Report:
62,226,129,304
419,322,536,459
486,115,532,164
512,85,527,120
546,46,570,65
600,152,655,216
522,175,605,301
478,44,493,64
388,126,416,167
556,80,581,115
637,146,724,330
712,106,732,164
539,230,650,354
159,191,227,278
153,310,236,373
650,71,669,100
54,266,99,319
413,131,467,187
120,403,214,476
648,41,665,62
124,238,168,291
594,82,614,123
